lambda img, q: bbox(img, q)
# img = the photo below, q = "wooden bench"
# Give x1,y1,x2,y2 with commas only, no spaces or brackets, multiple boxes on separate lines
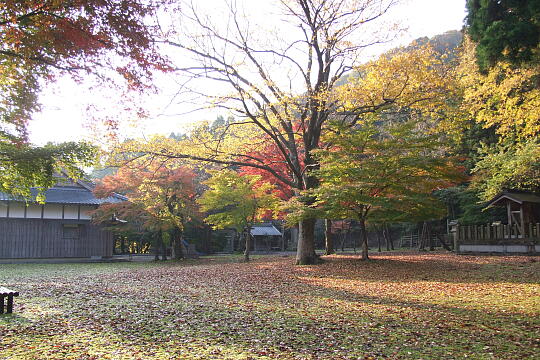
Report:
0,287,19,314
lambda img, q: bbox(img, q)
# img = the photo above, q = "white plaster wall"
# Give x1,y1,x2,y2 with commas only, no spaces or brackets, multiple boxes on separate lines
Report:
9,203,25,218
79,205,95,220
460,244,531,253
64,205,79,219
0,203,7,217
506,245,529,253
43,204,63,219
26,204,42,218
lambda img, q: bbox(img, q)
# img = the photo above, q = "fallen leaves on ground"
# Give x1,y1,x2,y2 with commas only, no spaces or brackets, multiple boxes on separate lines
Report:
0,252,538,359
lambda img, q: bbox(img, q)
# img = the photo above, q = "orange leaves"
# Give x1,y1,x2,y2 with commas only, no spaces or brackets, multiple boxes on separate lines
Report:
93,163,198,232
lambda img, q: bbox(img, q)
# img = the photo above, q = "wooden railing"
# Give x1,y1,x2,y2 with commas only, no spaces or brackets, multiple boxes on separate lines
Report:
453,223,540,254
454,223,540,245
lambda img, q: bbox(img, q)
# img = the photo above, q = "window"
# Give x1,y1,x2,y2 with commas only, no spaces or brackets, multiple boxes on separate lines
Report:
62,224,80,240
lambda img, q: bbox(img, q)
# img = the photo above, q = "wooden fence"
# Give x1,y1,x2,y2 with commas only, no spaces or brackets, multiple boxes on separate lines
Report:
454,222,540,254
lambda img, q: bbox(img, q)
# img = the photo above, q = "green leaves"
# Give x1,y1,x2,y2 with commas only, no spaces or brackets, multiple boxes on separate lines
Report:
472,140,540,199
312,118,461,224
466,0,540,71
0,141,96,200
197,170,279,232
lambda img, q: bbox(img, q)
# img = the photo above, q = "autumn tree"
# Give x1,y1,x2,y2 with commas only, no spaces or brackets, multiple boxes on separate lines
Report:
280,42,462,260
0,0,166,197
93,164,198,260
458,37,540,199
308,116,461,260
197,170,279,262
115,0,408,264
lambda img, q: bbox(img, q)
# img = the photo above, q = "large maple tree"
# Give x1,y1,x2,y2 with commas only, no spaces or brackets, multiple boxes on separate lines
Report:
93,164,198,259
116,0,403,264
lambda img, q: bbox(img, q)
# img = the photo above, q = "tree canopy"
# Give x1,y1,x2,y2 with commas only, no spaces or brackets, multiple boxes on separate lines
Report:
466,0,540,70
93,164,198,234
197,170,278,261
458,36,540,198
109,0,471,264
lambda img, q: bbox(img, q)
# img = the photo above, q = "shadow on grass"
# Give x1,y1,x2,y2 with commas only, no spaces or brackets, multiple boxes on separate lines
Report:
1,254,538,359
311,252,540,285
0,313,31,325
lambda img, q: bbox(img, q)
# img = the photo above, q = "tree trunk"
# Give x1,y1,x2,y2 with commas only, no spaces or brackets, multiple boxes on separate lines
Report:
428,222,434,251
324,219,334,255
359,218,369,260
377,228,382,252
154,232,160,261
387,224,395,250
352,223,357,253
418,222,427,251
159,230,167,261
384,225,390,251
296,158,319,264
296,218,318,264
171,228,184,260
244,229,251,262
120,235,126,254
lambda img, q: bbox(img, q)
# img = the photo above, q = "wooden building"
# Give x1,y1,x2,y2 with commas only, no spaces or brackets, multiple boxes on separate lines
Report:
0,178,124,259
452,191,540,254
487,192,540,233
250,223,283,251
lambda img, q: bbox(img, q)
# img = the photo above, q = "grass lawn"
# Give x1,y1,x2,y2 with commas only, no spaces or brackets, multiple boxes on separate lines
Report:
0,251,538,359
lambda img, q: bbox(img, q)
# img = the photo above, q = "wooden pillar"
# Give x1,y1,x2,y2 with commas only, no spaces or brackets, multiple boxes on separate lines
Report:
281,223,286,251
454,224,460,252
6,295,14,313
506,202,512,240
507,202,512,226
519,206,525,237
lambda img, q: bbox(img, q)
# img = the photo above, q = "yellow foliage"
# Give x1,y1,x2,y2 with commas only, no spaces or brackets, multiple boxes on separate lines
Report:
458,37,540,141
334,44,461,132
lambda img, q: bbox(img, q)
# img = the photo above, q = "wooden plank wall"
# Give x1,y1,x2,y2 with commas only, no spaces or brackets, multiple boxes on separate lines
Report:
0,219,113,259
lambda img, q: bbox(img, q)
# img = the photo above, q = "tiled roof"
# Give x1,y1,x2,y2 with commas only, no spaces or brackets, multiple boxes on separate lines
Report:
250,224,282,236
0,187,126,205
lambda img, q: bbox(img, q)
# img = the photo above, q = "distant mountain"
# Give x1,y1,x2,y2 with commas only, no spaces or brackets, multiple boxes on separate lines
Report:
409,30,463,55
337,30,463,86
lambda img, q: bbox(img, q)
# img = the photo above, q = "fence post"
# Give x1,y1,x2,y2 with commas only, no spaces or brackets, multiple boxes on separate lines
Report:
454,224,460,253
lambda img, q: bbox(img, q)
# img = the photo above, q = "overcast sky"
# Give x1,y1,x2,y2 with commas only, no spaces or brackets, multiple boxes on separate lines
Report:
28,0,467,145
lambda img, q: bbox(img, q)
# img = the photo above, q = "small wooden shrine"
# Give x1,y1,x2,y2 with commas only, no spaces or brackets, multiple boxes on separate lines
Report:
487,191,540,236
452,191,540,254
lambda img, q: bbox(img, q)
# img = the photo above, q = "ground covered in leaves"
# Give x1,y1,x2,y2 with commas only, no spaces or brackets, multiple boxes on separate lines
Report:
0,252,539,359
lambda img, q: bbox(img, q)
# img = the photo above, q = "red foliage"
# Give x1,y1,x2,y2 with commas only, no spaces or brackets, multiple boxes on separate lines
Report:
93,165,198,232
238,137,304,201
